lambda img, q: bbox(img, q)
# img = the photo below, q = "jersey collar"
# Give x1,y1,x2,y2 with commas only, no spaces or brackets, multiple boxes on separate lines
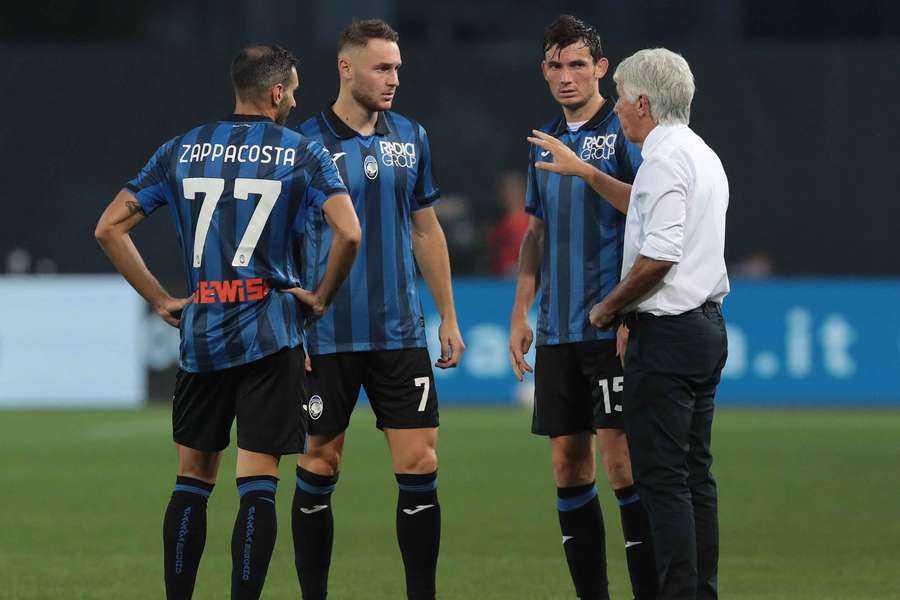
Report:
324,104,392,139
551,95,614,136
225,113,274,123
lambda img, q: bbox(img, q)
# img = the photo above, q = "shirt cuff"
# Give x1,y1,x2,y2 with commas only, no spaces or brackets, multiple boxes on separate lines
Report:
640,236,682,263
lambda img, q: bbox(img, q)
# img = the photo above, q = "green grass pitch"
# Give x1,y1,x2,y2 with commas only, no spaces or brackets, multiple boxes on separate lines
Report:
2,407,899,599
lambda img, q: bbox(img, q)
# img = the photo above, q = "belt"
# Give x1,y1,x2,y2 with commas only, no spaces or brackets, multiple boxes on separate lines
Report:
623,300,721,328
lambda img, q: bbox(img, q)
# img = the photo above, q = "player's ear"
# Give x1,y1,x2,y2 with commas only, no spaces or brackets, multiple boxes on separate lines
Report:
272,83,284,108
540,60,550,82
338,55,353,80
594,57,609,79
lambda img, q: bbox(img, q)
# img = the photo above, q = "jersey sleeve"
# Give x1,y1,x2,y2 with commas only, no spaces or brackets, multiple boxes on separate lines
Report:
411,125,441,211
637,155,689,263
614,127,644,184
124,138,176,216
524,143,543,219
304,141,348,209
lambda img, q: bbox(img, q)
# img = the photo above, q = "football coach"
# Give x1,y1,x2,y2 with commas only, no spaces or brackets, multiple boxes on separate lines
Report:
588,48,729,600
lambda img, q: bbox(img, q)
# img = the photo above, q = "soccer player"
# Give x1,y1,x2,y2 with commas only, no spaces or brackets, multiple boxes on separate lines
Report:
508,15,657,600
94,45,361,600
291,19,464,600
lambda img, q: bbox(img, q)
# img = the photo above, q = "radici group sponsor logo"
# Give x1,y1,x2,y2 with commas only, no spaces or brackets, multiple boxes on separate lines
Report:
379,141,417,168
580,134,616,161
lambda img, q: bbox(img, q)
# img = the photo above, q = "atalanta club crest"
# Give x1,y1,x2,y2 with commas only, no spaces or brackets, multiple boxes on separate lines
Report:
364,155,379,179
308,395,324,420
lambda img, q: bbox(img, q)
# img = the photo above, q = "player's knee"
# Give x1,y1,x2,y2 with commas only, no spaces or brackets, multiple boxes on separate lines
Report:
300,434,344,475
178,453,219,482
300,448,342,476
551,451,594,487
601,452,632,488
396,447,437,475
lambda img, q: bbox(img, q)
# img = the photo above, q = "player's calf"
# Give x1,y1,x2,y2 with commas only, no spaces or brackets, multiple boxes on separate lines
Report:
163,476,214,599
231,475,278,600
548,434,608,599
385,428,440,600
598,429,658,599
556,481,609,600
293,466,339,600
231,450,280,600
395,471,440,600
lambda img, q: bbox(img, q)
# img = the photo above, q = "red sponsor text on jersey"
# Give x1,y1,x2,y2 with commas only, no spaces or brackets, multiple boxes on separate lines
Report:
192,278,270,304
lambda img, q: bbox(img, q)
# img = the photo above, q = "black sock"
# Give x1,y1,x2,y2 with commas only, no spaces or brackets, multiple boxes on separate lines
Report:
293,466,338,600
396,472,440,600
615,485,658,600
558,482,609,600
231,476,278,600
163,476,214,599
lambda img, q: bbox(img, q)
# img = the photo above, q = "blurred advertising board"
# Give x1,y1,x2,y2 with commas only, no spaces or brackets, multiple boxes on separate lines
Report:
420,278,900,406
3,276,897,408
0,276,145,408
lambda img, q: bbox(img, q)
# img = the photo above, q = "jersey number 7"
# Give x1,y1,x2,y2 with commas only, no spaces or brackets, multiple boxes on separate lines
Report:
183,177,282,268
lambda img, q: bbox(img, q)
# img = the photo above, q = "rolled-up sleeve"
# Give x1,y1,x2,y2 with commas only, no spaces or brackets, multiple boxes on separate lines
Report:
638,155,690,263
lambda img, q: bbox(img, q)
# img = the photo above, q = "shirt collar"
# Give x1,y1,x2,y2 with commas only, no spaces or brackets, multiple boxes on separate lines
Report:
224,113,274,123
550,96,614,136
324,104,392,139
640,123,688,158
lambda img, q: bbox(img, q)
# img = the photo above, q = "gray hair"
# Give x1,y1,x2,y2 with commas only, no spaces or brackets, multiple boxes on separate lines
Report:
613,48,695,125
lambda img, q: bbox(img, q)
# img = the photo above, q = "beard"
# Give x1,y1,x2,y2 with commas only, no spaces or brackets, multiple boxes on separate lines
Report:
275,98,292,125
351,85,392,113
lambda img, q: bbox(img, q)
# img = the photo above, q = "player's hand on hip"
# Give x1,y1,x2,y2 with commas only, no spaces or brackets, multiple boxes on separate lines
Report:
528,130,585,177
589,301,615,330
616,324,629,369
155,295,192,328
435,318,465,369
508,316,534,382
284,287,326,321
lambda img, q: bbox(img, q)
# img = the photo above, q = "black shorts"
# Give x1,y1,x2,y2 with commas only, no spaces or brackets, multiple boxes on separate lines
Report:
172,346,307,455
532,340,624,436
305,348,439,434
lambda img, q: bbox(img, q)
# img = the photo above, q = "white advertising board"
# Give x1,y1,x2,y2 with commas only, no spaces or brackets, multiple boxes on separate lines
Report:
0,276,145,408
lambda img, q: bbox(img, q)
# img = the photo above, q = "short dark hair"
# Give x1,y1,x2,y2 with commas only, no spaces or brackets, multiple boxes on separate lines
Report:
542,15,603,62
231,44,298,101
339,19,399,52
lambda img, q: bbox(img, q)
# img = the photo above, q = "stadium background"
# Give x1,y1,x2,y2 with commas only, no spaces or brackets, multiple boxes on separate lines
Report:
1,1,898,598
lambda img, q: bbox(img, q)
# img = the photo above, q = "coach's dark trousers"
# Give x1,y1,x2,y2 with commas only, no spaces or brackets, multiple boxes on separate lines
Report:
623,304,727,600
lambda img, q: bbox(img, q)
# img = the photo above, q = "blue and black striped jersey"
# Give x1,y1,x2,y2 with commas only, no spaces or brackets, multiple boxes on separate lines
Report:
525,100,643,346
298,108,440,355
126,114,347,372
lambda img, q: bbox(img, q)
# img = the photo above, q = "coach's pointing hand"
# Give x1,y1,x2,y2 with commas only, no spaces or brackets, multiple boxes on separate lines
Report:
155,295,193,328
508,315,534,382
528,130,586,178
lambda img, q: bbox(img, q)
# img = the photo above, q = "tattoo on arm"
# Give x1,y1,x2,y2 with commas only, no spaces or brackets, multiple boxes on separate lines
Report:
125,200,144,216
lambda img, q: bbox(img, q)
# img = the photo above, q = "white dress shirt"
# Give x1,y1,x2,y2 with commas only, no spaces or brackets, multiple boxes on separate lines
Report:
621,124,730,316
